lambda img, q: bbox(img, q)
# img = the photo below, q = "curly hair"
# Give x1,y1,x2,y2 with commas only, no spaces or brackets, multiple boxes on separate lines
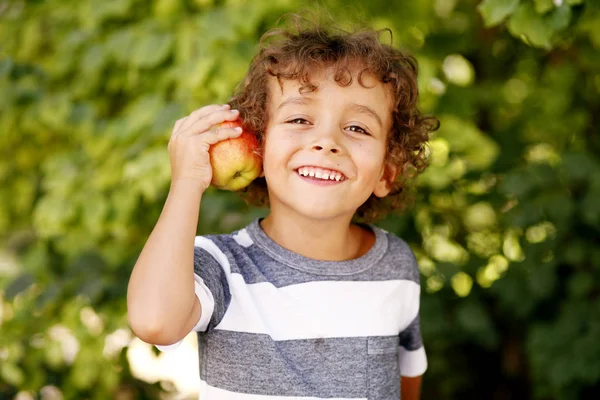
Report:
229,15,439,222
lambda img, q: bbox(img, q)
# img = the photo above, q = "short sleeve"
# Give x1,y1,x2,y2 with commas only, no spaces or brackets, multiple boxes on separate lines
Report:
155,236,231,352
192,238,232,331
398,314,427,377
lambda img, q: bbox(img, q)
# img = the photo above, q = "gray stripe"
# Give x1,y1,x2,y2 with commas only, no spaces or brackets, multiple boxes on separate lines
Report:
200,228,419,288
193,246,231,330
399,316,423,351
198,330,400,398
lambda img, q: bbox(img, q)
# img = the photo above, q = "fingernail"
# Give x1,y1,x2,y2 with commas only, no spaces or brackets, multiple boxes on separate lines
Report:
231,109,239,113
222,104,231,108
234,127,242,132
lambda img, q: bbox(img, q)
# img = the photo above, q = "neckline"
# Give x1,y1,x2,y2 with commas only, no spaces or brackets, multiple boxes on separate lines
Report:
245,218,388,276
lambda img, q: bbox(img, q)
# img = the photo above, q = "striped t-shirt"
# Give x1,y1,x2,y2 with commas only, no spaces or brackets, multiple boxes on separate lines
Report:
159,219,426,399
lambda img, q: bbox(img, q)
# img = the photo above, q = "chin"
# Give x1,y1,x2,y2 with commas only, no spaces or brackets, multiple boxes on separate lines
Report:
289,202,356,221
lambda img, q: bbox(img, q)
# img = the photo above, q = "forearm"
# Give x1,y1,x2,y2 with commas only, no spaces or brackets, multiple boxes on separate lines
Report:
401,375,422,400
127,180,204,344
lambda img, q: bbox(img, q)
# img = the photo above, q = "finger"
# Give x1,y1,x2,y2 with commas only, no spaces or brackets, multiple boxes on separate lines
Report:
184,109,241,136
196,125,244,146
180,104,231,131
171,117,186,137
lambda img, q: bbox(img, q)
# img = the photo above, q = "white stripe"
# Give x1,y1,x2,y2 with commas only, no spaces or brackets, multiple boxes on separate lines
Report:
192,273,214,332
399,346,427,377
232,229,253,247
198,380,366,400
216,275,420,340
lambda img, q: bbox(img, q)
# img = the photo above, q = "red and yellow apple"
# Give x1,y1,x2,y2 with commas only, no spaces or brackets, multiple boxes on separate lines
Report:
209,120,262,191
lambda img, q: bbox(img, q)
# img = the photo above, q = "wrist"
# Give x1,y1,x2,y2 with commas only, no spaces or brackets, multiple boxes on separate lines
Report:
169,178,208,197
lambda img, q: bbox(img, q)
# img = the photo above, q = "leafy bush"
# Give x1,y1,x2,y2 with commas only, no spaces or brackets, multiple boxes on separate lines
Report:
1,0,599,398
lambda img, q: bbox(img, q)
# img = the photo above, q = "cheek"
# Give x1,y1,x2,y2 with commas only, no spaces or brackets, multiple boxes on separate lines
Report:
261,144,277,174
353,143,387,175
261,133,288,173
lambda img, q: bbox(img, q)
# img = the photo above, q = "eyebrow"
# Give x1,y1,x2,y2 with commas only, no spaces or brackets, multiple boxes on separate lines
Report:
277,97,383,128
277,96,312,110
349,102,383,128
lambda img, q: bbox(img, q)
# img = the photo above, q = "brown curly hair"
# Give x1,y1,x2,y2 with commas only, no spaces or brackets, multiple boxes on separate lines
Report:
229,15,439,222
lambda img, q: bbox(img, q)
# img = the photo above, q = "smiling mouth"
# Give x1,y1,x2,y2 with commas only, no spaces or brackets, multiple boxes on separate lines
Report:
296,166,346,182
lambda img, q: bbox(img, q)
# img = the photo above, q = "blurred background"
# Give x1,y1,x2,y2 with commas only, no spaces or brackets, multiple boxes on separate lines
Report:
1,0,599,398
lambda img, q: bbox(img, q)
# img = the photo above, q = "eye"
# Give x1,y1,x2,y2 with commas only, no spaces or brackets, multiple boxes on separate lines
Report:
346,125,370,135
287,118,310,125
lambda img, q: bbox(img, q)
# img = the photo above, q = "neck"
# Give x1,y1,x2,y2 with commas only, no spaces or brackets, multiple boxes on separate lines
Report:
260,211,372,261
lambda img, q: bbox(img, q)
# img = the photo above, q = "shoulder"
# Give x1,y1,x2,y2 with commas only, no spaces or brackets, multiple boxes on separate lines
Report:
382,230,417,261
191,223,257,273
374,226,420,282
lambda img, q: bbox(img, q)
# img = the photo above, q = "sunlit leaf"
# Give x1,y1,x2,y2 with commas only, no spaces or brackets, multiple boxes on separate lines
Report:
477,0,520,27
507,3,572,49
533,0,555,14
130,30,174,69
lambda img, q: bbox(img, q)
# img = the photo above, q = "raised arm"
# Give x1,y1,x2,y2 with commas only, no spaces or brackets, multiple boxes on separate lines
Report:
126,104,243,345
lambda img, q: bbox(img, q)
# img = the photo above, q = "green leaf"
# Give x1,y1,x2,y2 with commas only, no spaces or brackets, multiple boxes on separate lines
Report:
1,362,25,386
123,94,166,136
105,29,136,65
528,261,557,300
456,300,500,349
79,0,134,29
549,4,572,31
538,191,575,225
533,0,554,14
579,6,600,48
477,0,520,27
580,179,600,228
567,271,594,298
0,57,13,78
130,30,174,69
17,19,43,61
561,151,599,183
508,3,572,49
508,3,554,48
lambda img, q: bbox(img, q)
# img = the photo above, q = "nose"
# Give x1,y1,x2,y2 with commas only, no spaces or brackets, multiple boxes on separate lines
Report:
311,142,341,154
309,128,342,154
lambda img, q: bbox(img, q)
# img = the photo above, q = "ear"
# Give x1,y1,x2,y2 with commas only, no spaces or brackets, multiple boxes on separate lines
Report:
373,163,399,198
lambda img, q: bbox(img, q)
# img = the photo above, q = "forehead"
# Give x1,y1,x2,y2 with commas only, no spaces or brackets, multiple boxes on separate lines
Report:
266,67,393,111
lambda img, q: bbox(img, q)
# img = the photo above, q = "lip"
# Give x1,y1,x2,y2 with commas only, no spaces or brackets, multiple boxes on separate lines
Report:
295,173,344,186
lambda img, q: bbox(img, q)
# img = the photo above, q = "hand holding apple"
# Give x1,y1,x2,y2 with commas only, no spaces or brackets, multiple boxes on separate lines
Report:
209,120,262,191
168,104,247,191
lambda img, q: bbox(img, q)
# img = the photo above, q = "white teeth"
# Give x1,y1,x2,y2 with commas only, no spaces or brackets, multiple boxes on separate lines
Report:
296,167,344,181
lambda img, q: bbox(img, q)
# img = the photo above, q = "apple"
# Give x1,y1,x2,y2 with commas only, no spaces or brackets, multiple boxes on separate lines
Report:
209,120,262,191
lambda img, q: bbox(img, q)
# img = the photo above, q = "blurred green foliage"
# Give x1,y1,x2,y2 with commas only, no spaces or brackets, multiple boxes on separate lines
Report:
1,0,599,398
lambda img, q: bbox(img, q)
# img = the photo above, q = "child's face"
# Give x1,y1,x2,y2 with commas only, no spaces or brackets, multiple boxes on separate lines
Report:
261,67,395,221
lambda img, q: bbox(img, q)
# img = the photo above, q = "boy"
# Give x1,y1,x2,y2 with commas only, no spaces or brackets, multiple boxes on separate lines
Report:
127,17,438,400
